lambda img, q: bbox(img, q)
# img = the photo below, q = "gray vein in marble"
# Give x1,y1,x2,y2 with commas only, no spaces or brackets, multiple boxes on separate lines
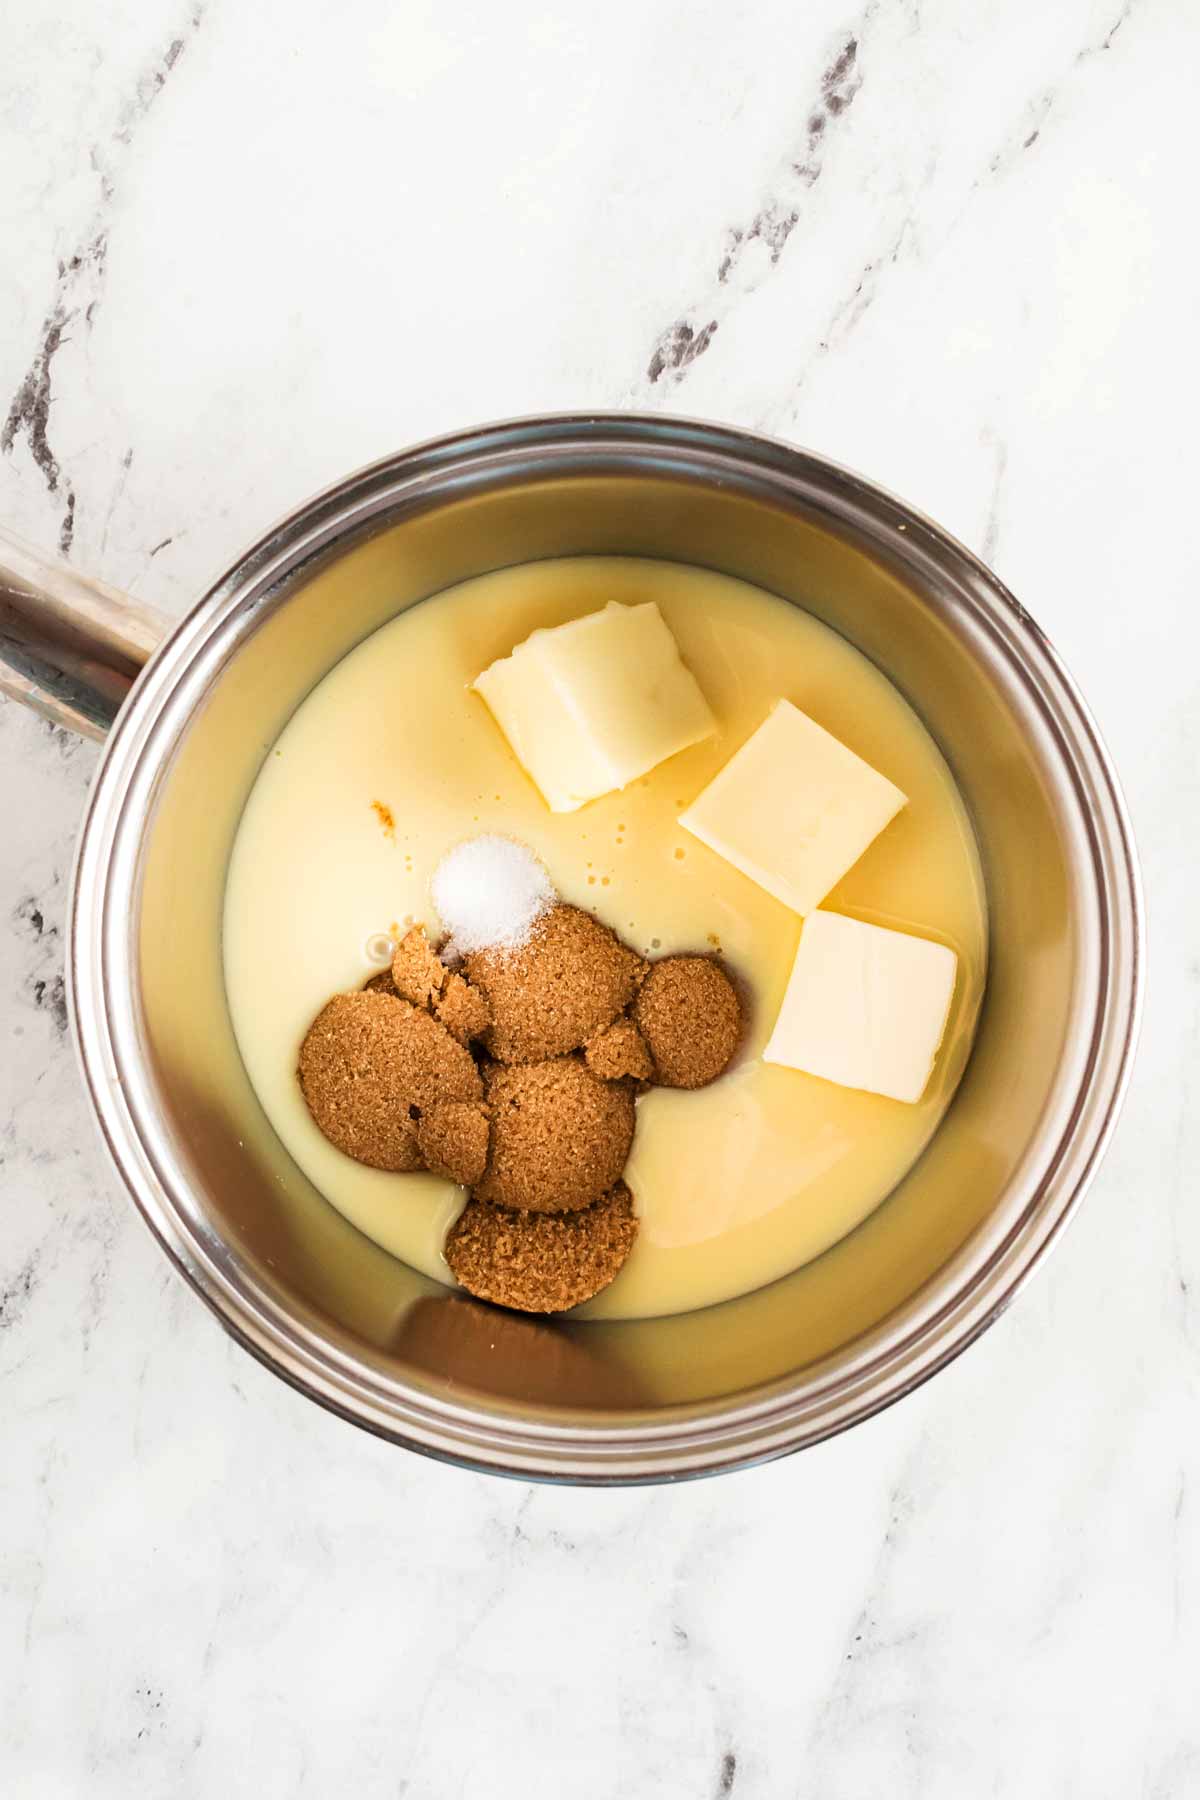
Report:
18,1439,62,1662
983,0,1135,185
755,213,913,435
100,446,136,556
0,1250,39,1336
762,1,1142,447
1,304,72,512
0,7,204,559
15,716,90,767
648,1512,751,1796
1,246,102,560
1149,1745,1200,1800
801,1453,926,1779
815,216,910,356
638,22,866,394
1078,0,1134,61
646,318,720,387
13,892,59,945
13,885,69,1040
980,427,1008,566
77,1208,119,1356
29,972,68,1038
715,33,862,277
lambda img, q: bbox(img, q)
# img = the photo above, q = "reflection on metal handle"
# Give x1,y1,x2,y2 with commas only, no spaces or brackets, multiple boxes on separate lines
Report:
0,527,169,740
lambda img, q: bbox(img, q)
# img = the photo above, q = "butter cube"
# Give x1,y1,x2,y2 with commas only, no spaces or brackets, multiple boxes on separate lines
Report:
764,911,958,1103
679,699,906,915
472,602,715,812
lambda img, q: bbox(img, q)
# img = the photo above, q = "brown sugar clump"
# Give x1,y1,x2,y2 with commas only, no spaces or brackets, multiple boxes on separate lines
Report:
299,990,483,1172
416,1101,490,1186
465,903,647,1064
362,968,398,997
434,972,491,1046
585,1015,654,1083
633,955,743,1089
445,1181,638,1313
476,1055,635,1213
391,926,447,1008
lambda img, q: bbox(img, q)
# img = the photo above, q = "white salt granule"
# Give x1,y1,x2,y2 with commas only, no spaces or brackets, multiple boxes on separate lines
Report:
430,835,555,955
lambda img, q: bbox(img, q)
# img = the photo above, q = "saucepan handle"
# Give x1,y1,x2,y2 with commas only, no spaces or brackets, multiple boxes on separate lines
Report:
0,526,169,740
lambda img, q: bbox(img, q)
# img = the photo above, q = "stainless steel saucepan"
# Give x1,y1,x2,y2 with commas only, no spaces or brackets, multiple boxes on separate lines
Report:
0,415,1142,1482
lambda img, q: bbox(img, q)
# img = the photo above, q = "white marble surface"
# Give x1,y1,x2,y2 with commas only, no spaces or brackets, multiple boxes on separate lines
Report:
2,1,1197,1792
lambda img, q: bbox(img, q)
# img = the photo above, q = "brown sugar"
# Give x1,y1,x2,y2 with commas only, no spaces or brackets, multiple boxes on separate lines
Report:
633,955,743,1089
476,1055,635,1212
300,839,750,1312
584,1015,654,1083
465,903,647,1064
416,1101,490,1186
434,971,491,1046
391,925,447,1008
445,1181,638,1313
299,990,483,1172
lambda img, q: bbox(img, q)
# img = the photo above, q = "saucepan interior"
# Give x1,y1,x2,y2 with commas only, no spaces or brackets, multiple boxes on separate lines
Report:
70,419,1139,1481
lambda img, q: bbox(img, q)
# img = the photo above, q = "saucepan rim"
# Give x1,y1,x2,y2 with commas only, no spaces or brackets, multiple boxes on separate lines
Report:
67,413,1144,1483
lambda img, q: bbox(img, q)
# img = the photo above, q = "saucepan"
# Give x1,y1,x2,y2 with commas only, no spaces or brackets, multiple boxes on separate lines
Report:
0,415,1142,1482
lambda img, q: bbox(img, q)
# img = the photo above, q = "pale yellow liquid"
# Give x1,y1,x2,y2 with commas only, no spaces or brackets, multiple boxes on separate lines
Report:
223,559,987,1320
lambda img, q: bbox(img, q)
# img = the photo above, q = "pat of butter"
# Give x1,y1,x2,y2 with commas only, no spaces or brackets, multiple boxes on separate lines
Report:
679,699,906,915
764,910,958,1103
472,601,715,812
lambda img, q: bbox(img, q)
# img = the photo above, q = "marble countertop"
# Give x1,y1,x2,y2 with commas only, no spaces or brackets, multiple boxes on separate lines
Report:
2,1,1196,1793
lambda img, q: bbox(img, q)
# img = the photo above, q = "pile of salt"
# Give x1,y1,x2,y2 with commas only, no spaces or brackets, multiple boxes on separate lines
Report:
430,835,555,955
